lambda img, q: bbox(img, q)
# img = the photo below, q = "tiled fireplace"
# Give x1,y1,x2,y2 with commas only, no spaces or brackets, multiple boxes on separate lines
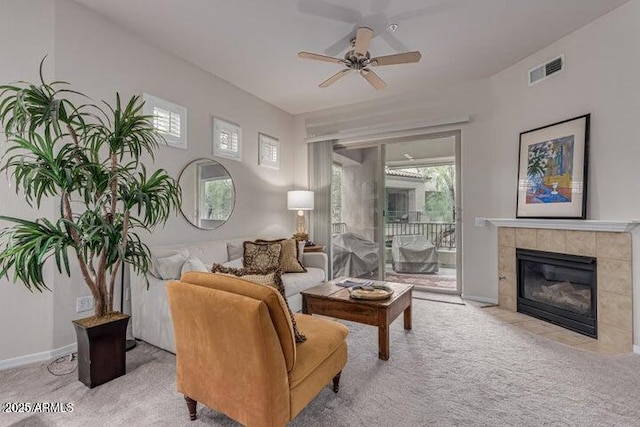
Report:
497,226,633,353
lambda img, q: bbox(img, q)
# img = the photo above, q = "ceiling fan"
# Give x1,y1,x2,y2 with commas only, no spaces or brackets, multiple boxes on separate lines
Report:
298,26,421,90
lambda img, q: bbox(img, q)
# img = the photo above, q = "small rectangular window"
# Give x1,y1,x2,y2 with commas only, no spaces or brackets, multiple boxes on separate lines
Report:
143,93,187,150
213,117,242,161
258,133,279,170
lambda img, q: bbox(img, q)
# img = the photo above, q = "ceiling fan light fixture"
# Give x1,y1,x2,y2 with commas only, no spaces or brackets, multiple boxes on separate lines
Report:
298,26,420,90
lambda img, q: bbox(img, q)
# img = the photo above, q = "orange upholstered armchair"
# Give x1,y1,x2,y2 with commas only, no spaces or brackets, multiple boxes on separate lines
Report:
167,271,349,426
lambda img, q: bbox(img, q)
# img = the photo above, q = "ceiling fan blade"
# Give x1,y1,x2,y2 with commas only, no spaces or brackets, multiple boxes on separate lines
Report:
360,69,386,90
319,69,351,88
298,52,345,64
324,32,354,56
369,51,422,66
354,27,374,56
298,0,362,24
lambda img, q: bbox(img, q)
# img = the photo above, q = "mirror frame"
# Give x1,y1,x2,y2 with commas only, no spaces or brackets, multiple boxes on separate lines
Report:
177,157,236,230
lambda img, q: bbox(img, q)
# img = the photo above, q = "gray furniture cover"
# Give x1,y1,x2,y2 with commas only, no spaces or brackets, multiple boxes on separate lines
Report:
332,232,379,278
392,235,438,274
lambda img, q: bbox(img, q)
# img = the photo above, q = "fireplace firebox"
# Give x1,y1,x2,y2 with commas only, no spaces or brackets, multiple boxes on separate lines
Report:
516,248,597,338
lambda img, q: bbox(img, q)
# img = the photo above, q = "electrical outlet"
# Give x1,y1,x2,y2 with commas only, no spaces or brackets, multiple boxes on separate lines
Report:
76,296,94,313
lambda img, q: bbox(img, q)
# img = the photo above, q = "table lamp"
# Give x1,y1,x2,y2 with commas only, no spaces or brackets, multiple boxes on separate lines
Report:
287,190,314,242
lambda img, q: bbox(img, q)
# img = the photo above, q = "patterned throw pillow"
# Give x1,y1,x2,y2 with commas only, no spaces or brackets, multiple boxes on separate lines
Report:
211,264,307,343
256,238,306,273
243,241,282,270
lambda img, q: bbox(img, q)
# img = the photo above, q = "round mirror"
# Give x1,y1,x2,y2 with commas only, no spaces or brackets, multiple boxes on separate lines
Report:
178,158,235,230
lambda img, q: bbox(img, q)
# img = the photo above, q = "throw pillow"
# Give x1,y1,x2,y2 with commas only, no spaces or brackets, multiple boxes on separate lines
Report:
151,250,189,280
221,257,243,269
298,240,305,262
256,238,306,273
180,257,209,275
243,241,282,270
227,242,244,261
211,264,307,343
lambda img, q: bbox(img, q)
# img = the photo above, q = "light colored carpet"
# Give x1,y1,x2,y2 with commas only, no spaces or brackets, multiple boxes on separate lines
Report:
3,299,640,426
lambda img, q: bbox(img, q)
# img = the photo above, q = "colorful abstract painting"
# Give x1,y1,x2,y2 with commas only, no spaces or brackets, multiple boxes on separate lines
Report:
516,114,589,219
525,135,574,204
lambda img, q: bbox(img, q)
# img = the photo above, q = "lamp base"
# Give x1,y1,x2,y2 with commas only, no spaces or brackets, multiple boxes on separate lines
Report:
293,232,309,242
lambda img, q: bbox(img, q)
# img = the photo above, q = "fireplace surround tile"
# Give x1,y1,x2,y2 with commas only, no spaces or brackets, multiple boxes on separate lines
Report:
537,229,566,253
598,291,633,332
515,228,537,249
498,227,515,247
541,330,595,346
596,232,632,261
565,231,596,256
498,246,516,274
597,258,632,296
496,226,633,354
597,323,632,351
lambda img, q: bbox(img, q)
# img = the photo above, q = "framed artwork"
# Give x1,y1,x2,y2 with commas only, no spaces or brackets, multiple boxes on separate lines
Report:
258,133,280,169
516,114,590,219
213,117,242,161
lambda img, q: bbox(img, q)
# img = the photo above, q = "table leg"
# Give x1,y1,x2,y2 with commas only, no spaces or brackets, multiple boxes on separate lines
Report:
404,302,412,330
302,296,309,314
378,310,389,360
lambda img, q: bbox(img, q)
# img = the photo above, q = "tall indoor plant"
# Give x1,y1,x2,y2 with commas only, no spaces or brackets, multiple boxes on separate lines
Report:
0,62,181,386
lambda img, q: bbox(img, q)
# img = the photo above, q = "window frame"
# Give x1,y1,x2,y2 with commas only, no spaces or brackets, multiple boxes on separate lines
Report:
142,93,187,150
258,132,280,170
213,117,242,161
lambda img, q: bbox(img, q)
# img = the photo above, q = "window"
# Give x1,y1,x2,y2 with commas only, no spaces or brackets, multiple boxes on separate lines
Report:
213,117,242,161
142,93,187,150
258,133,279,169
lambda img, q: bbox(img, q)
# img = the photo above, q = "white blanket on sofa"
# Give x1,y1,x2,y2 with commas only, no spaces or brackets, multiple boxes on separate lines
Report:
130,238,327,353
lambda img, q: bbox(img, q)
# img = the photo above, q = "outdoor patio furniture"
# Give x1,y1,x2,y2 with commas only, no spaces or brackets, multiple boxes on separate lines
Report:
391,235,439,274
332,232,379,278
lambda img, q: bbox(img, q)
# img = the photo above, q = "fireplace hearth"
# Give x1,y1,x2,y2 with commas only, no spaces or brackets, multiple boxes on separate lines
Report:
517,248,597,338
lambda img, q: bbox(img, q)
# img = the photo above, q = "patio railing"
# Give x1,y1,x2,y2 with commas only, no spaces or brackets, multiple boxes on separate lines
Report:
385,222,456,249
331,221,456,250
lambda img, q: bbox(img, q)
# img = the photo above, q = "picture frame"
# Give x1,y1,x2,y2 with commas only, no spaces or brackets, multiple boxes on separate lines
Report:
516,114,590,219
213,117,242,161
258,133,280,170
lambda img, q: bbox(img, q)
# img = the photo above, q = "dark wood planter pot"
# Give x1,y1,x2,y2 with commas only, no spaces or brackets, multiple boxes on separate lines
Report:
72,313,130,388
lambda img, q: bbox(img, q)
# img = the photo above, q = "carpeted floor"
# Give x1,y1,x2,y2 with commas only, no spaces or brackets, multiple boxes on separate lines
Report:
3,299,640,426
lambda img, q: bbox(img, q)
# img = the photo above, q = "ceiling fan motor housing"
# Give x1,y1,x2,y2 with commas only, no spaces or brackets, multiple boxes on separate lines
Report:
344,50,370,70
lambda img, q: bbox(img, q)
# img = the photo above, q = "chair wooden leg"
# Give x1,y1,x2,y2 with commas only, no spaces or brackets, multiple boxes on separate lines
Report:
332,371,341,393
184,395,197,421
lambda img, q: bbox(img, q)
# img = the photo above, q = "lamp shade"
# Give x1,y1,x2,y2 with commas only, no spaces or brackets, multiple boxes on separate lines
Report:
287,190,314,211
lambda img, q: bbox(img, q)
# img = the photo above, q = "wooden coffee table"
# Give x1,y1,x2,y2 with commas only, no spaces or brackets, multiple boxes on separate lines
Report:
301,279,413,360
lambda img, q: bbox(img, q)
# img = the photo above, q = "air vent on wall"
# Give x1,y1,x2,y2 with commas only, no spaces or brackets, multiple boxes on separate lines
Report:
528,55,564,86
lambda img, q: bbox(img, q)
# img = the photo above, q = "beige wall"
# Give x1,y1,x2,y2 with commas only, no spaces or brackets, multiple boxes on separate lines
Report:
0,0,56,362
1,0,297,362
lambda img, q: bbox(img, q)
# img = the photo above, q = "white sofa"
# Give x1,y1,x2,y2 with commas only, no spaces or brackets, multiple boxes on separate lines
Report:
130,237,327,354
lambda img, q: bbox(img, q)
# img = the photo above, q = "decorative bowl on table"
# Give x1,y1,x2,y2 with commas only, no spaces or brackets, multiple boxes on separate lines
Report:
348,284,394,300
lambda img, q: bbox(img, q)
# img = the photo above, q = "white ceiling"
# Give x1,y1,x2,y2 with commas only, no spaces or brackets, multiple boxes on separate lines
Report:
74,0,629,115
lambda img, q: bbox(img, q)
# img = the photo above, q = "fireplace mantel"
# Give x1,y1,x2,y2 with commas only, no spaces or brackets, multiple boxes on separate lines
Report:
486,218,640,233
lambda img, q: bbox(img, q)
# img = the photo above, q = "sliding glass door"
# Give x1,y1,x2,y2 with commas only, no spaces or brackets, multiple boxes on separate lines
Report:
383,134,460,294
328,131,461,296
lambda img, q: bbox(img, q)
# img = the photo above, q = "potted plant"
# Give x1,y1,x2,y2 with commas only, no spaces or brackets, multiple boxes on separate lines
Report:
0,62,181,387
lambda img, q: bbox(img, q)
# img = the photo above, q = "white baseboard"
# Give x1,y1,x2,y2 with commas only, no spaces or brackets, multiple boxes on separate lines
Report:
634,345,640,355
0,342,77,371
463,295,498,304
